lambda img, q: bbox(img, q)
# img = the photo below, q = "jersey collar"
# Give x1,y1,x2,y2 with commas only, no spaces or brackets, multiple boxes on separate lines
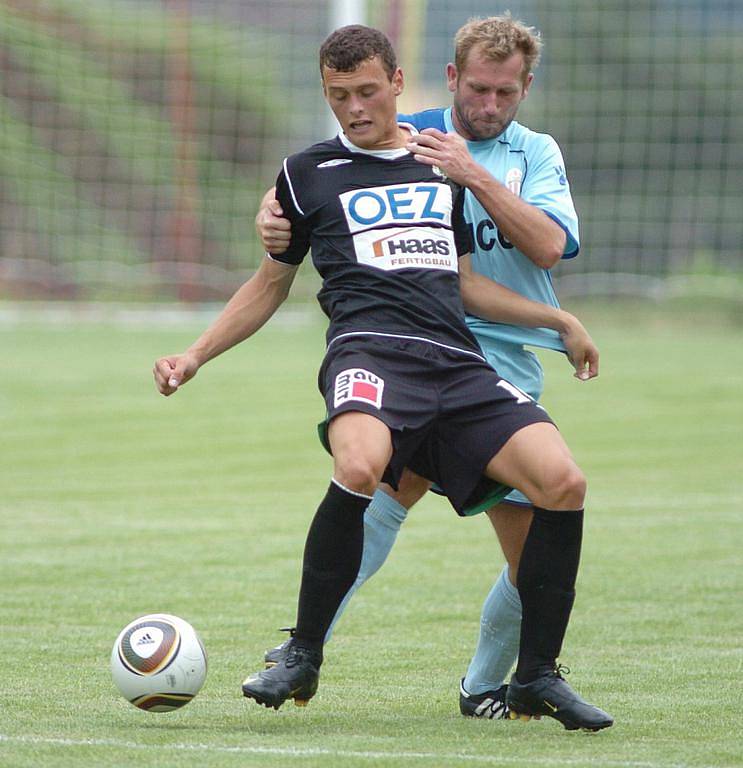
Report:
338,122,418,160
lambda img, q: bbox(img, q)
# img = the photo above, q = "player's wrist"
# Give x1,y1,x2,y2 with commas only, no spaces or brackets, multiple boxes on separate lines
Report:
555,309,581,337
184,344,208,370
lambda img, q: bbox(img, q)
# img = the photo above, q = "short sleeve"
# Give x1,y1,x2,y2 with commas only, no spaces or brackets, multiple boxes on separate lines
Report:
451,183,474,257
271,160,312,265
521,136,580,258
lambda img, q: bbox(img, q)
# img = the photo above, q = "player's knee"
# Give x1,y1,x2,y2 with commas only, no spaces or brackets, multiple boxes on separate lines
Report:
544,463,586,510
333,456,382,497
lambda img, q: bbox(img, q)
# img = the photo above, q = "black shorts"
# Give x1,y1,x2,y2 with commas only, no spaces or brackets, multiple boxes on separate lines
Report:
317,335,554,516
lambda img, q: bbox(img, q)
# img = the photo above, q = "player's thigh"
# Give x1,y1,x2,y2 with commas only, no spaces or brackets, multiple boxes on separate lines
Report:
486,502,533,583
484,422,586,510
328,411,393,492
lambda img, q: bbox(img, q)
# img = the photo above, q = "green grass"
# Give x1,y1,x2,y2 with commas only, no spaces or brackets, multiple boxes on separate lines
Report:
1,301,741,767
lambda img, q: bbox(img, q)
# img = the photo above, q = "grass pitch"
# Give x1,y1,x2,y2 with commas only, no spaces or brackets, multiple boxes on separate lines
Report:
1,300,741,768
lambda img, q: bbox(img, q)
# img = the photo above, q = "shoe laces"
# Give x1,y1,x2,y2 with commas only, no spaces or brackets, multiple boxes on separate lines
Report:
285,646,301,668
278,626,296,636
554,663,571,679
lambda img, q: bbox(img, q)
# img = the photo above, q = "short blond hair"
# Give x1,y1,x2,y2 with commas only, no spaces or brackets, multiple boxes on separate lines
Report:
454,14,542,81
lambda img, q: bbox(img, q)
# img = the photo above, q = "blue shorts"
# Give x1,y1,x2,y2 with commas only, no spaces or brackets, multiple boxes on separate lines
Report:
475,339,547,507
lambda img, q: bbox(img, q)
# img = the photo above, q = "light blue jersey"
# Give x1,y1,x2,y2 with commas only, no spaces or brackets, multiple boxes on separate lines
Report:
400,107,580,357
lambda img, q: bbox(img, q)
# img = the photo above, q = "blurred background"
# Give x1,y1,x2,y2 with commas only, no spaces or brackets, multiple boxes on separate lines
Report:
1,0,741,303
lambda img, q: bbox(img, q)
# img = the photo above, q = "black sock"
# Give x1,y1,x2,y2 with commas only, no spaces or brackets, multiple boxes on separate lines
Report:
515,507,584,684
294,480,370,655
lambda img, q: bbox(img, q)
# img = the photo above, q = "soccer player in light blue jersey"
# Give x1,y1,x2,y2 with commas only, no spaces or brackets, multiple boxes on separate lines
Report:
257,14,592,721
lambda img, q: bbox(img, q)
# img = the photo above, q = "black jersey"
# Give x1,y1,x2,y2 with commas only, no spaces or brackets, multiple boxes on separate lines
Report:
271,132,483,357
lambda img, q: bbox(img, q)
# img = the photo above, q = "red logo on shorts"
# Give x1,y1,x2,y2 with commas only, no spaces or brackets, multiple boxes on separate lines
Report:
351,380,378,401
334,368,385,409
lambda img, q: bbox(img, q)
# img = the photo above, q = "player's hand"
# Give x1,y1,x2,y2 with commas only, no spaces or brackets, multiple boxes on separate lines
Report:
406,128,477,185
153,352,200,396
559,315,599,381
255,186,291,254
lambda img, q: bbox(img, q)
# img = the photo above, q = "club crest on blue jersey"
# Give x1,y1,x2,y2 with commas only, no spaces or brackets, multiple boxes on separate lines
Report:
505,167,523,196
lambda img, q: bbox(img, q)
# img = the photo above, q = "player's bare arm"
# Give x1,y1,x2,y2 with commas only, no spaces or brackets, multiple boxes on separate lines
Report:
458,254,598,380
153,257,298,396
407,128,566,269
256,186,291,253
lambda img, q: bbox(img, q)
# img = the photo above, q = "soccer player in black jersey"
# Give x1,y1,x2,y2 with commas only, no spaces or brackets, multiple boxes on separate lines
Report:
153,26,612,731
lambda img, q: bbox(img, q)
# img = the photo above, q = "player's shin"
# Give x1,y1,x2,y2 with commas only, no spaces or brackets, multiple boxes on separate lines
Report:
514,507,583,683
505,508,612,731
242,480,370,709
294,479,371,653
463,564,521,695
324,489,408,641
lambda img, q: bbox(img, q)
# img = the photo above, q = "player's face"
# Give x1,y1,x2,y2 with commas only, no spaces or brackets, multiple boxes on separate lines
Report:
448,47,532,141
322,57,404,150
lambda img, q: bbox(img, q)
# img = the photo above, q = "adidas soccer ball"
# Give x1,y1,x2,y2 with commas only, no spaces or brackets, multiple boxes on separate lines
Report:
111,613,207,712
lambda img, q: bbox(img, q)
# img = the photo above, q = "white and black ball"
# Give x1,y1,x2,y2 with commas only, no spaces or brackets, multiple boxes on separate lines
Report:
111,614,207,711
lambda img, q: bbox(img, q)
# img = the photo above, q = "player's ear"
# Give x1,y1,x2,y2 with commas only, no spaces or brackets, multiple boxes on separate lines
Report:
391,67,404,96
521,72,534,101
446,63,458,93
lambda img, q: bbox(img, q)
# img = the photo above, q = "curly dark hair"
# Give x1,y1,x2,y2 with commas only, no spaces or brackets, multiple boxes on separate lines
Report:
319,25,397,81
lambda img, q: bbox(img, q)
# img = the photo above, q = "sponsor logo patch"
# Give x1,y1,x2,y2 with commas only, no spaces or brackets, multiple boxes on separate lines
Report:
334,368,384,409
339,183,452,233
351,226,458,272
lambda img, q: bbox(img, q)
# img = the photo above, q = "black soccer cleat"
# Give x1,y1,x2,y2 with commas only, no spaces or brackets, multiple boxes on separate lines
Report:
242,642,322,710
263,626,295,668
506,667,614,731
459,679,510,720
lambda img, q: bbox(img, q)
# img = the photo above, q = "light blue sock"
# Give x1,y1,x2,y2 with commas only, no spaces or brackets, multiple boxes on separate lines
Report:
324,489,408,642
463,564,522,694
